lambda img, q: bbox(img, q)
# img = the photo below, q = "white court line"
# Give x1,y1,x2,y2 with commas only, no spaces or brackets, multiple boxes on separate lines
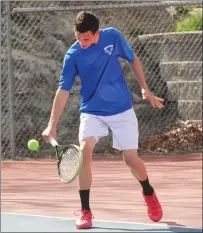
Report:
2,212,202,230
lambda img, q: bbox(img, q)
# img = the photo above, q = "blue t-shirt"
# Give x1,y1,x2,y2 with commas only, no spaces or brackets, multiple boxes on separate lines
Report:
59,27,135,116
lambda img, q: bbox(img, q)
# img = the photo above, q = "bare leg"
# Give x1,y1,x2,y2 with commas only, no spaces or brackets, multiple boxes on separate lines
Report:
78,137,97,210
122,149,163,222
122,149,154,195
123,149,147,181
76,137,96,229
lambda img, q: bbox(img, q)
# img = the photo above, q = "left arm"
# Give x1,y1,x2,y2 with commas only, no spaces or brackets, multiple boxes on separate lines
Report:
115,28,164,109
129,56,148,91
129,56,164,109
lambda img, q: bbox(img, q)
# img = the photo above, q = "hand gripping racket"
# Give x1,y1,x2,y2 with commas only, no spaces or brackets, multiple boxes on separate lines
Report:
49,137,83,184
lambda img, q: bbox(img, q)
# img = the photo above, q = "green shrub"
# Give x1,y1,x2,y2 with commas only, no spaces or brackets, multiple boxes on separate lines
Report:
175,8,202,32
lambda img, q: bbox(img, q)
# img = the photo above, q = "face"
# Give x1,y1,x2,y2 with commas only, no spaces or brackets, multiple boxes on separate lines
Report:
75,30,99,49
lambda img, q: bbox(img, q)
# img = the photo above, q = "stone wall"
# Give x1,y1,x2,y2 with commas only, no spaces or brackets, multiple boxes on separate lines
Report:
139,32,202,122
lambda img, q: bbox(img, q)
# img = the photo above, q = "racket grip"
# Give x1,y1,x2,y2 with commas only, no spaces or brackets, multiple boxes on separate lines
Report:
49,137,59,147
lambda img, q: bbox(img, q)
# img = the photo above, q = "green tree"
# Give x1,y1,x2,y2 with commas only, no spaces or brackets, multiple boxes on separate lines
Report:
175,8,202,32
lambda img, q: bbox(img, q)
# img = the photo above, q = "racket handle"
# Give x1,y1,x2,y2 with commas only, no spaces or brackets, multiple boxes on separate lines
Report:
49,137,59,147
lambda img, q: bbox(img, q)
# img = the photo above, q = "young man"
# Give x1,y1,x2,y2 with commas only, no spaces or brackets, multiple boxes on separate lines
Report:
42,11,164,229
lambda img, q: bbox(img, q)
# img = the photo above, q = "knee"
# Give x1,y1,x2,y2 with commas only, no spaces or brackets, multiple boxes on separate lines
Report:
123,150,138,167
80,137,96,164
123,155,133,167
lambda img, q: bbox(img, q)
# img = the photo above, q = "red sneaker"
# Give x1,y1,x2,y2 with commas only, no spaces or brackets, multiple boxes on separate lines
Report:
75,210,93,229
143,190,163,222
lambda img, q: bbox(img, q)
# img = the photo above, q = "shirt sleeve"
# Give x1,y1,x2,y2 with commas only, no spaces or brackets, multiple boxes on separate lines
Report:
115,29,135,63
58,53,77,91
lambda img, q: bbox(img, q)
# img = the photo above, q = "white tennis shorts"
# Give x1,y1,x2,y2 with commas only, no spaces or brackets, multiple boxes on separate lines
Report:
79,108,139,150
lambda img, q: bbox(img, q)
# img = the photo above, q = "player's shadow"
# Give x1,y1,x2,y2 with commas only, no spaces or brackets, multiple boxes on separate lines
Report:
91,227,137,231
90,221,202,232
91,226,156,231
91,226,201,232
91,226,181,232
159,221,185,227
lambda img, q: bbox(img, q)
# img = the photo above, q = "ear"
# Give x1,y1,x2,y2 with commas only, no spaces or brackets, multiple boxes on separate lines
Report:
74,31,79,40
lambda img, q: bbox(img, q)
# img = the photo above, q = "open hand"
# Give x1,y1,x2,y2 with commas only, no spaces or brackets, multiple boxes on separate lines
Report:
142,89,164,109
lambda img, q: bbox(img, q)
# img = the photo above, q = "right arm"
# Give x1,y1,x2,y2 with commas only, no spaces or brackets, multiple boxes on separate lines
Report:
48,89,70,128
42,52,77,142
42,89,70,142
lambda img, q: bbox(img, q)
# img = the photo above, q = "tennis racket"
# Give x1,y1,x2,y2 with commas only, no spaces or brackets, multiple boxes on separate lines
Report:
49,137,83,184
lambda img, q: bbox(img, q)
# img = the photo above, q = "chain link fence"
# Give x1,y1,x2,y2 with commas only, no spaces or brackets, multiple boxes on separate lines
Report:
1,1,202,159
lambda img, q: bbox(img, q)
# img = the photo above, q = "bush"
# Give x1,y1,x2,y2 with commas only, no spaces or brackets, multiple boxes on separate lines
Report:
175,8,202,32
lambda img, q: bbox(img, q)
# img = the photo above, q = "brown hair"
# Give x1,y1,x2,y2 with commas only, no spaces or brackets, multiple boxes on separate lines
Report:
74,11,99,34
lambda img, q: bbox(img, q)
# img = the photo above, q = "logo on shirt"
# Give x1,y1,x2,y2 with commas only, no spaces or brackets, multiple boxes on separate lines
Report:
104,45,114,55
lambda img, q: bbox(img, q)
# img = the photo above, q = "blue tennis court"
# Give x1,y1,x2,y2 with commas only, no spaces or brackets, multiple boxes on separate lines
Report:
2,213,202,232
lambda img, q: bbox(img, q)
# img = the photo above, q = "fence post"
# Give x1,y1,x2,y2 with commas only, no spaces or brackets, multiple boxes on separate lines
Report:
6,2,16,159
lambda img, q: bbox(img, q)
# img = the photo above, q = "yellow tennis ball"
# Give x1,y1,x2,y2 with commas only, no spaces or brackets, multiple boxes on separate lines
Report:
28,139,39,151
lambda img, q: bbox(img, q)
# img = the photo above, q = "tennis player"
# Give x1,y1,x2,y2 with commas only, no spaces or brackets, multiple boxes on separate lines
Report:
42,11,164,229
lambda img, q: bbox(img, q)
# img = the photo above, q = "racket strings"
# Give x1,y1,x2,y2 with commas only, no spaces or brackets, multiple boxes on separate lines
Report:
59,147,80,181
